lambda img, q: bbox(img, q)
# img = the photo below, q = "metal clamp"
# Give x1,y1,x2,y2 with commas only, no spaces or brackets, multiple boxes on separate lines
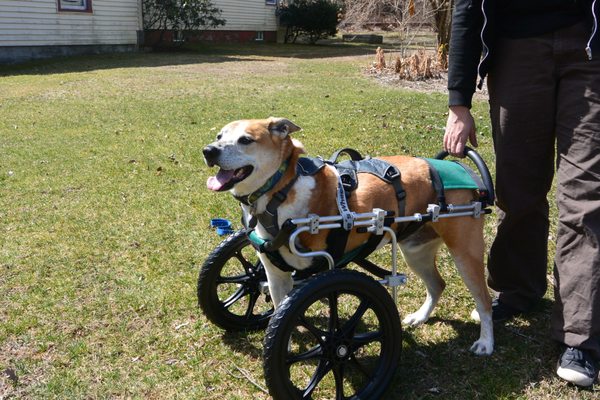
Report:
472,201,482,218
371,208,386,235
382,274,407,288
427,204,441,222
308,213,320,234
341,210,354,231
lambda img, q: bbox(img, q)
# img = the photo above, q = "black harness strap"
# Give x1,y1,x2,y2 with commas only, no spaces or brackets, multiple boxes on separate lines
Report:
252,175,298,236
419,157,448,211
457,163,491,205
385,165,407,218
244,157,326,236
328,148,364,163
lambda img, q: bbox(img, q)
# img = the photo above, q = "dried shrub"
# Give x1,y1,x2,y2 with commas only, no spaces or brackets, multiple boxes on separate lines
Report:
437,43,448,70
375,47,386,70
369,47,442,81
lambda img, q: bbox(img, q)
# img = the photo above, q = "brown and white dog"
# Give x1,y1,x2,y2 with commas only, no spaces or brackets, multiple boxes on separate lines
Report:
203,117,493,355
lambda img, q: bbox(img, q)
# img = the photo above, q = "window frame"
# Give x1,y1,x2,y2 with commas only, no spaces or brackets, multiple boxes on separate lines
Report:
57,0,93,13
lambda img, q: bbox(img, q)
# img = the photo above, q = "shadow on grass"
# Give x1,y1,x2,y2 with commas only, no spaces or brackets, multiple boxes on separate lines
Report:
388,298,578,399
219,298,596,399
0,52,269,78
0,41,380,77
221,329,265,360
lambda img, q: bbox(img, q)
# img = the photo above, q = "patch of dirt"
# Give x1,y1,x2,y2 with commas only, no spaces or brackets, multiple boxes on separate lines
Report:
370,69,449,94
370,69,489,101
154,56,291,76
0,338,54,399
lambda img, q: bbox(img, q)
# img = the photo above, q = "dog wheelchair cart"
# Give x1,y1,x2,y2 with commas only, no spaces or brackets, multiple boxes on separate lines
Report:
197,148,494,400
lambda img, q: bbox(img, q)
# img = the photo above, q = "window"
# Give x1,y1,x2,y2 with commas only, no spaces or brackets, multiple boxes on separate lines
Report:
173,31,185,42
255,31,264,41
58,0,92,12
266,0,277,5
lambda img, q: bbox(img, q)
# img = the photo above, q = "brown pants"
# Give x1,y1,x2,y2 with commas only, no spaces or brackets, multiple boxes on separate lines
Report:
487,21,600,358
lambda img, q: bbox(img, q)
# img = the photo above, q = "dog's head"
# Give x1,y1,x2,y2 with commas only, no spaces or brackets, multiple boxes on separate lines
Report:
203,117,302,196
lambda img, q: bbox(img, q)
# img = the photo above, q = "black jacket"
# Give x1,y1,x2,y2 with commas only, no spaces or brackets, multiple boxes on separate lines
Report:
448,0,600,108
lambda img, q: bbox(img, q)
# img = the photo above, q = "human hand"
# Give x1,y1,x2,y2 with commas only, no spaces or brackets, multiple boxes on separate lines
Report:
444,106,478,157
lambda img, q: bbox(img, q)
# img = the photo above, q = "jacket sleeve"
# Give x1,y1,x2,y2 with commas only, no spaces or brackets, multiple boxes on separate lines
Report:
447,0,484,108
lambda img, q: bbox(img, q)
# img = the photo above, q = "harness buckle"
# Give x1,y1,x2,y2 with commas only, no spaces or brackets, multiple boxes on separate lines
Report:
340,174,357,191
385,166,400,180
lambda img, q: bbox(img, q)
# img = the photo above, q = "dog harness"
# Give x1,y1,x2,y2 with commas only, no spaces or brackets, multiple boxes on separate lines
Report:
243,149,491,274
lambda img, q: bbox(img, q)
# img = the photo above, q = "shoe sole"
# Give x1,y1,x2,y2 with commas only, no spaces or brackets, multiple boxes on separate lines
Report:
557,366,595,387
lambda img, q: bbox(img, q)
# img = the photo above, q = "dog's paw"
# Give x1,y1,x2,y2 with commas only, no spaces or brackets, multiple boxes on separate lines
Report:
470,308,480,322
469,339,493,356
402,312,429,327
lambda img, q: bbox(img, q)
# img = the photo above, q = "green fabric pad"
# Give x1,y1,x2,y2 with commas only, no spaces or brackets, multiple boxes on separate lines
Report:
423,158,479,190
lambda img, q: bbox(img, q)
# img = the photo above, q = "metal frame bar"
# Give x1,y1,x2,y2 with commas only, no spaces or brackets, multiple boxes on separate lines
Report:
287,201,487,302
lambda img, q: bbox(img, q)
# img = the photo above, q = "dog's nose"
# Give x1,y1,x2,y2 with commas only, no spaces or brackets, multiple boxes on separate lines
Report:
203,145,220,165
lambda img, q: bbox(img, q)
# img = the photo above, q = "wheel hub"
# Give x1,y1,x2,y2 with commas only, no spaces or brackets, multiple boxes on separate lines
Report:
336,344,349,358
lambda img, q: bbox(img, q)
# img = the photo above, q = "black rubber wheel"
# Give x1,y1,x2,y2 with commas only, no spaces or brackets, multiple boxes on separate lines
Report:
198,229,273,331
263,269,402,400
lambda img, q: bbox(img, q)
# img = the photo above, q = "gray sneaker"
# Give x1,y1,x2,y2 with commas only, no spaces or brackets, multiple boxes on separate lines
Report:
556,347,598,387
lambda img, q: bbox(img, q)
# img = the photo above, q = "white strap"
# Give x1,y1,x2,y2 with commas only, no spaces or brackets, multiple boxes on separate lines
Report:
336,174,354,230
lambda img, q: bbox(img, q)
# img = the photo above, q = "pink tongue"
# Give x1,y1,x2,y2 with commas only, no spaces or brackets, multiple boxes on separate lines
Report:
207,169,234,191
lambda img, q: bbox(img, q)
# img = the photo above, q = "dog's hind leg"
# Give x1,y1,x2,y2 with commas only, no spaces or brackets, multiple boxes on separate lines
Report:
258,254,293,309
434,217,494,355
399,231,445,327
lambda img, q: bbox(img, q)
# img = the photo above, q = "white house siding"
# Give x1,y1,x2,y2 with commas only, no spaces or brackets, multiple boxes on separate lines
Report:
213,0,278,32
0,0,142,47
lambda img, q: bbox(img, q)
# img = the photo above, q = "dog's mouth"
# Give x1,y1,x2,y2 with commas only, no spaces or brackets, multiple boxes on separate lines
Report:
206,165,254,192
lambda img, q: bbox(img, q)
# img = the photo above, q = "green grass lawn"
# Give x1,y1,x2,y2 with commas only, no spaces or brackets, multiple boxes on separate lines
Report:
0,43,596,399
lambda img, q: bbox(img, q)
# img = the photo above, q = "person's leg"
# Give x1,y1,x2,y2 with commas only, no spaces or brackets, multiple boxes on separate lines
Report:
552,23,600,385
486,34,556,313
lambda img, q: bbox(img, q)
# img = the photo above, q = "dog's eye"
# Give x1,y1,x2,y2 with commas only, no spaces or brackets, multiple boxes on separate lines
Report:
216,133,222,140
238,136,254,145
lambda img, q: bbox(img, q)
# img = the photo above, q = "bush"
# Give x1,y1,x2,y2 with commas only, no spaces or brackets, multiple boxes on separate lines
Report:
279,0,341,44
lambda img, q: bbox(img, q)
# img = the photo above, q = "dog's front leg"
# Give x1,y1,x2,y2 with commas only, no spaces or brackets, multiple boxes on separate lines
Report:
258,253,293,309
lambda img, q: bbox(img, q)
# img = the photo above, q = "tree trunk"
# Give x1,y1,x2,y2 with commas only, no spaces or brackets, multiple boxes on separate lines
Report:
428,0,453,68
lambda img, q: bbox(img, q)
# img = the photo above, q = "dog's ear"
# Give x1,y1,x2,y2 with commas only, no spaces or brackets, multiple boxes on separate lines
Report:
268,117,301,138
